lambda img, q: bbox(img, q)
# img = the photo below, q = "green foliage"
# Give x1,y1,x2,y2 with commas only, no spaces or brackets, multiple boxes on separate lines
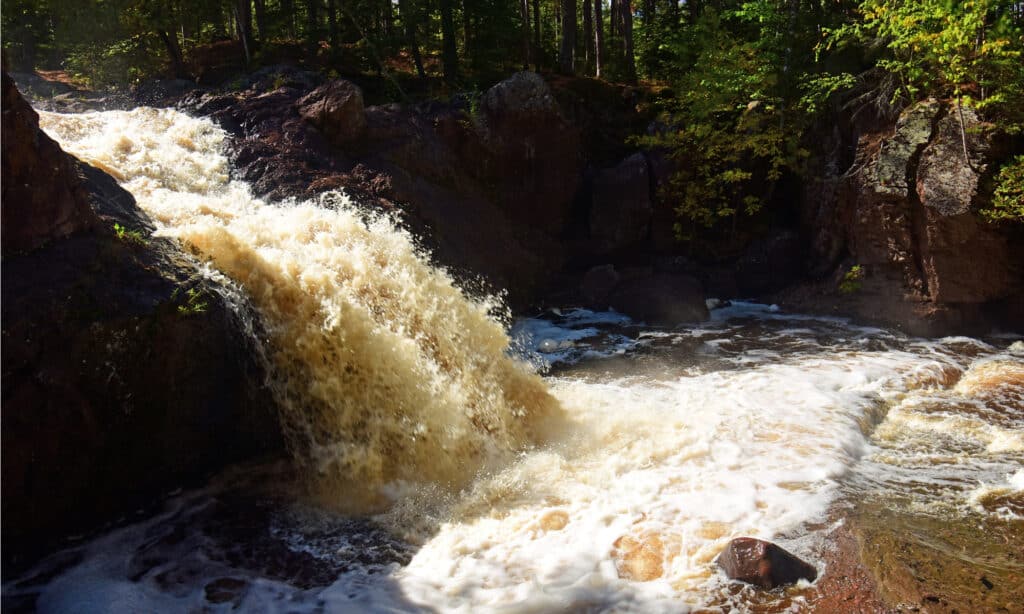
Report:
825,0,1024,129
839,264,864,294
113,223,147,246
634,6,809,240
173,287,209,316
983,155,1024,222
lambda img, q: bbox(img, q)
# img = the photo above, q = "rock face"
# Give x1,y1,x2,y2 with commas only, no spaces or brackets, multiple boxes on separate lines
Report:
1,74,282,570
608,273,708,325
297,79,367,146
717,537,818,589
477,72,583,235
590,152,652,253
792,99,1024,335
1,72,98,254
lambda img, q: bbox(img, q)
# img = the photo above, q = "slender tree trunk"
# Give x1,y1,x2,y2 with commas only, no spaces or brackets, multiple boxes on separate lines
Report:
158,29,189,78
609,0,618,38
398,0,426,78
594,0,604,77
254,0,267,40
583,0,593,72
643,0,654,25
441,0,459,84
327,0,339,47
621,0,635,81
306,0,319,56
281,0,296,38
520,0,532,70
233,0,253,64
533,0,541,69
559,0,576,74
687,0,700,24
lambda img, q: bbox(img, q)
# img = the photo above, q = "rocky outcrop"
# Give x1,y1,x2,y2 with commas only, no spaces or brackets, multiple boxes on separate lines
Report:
717,537,818,589
476,72,583,235
2,74,282,571
297,79,367,146
2,72,98,254
791,99,1024,335
590,152,652,254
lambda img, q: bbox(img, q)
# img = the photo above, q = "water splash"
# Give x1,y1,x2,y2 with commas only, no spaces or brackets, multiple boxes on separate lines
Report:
39,108,562,508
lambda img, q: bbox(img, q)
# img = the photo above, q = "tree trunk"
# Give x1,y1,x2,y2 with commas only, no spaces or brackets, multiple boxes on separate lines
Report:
399,0,426,78
520,0,531,70
440,0,458,84
327,0,339,47
158,29,189,78
233,0,253,65
464,0,474,59
582,0,593,72
609,0,618,38
533,0,541,69
254,0,267,40
643,0,654,25
594,0,604,77
306,0,319,56
621,0,635,81
687,0,700,24
281,0,296,38
559,0,576,74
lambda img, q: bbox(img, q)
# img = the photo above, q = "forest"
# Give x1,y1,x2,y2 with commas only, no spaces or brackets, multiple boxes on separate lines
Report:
5,1,1024,235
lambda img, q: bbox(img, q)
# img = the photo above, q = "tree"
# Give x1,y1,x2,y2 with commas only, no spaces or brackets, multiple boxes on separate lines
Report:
560,0,577,73
441,0,459,84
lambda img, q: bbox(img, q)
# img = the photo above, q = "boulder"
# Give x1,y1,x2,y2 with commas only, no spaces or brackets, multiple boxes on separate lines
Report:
297,79,367,146
716,537,818,589
477,72,583,235
580,264,621,304
2,71,98,255
914,106,1019,303
590,152,652,253
607,273,708,325
2,76,282,571
735,230,804,296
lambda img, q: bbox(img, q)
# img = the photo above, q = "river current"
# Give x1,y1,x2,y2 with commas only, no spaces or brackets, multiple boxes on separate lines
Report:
8,107,1021,612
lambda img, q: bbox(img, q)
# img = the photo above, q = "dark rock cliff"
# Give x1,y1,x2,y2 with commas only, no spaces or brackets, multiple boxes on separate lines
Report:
1,73,283,572
786,99,1023,335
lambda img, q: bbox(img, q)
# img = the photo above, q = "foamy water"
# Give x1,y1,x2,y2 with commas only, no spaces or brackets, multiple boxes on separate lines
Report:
18,109,1022,613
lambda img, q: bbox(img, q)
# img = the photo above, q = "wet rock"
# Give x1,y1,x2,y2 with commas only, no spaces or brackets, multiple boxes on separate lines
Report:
607,273,708,325
580,264,621,304
612,532,679,582
914,106,1019,304
477,71,583,235
735,230,803,296
716,537,817,589
204,577,248,605
2,71,99,255
1,75,283,571
297,79,367,146
590,153,652,253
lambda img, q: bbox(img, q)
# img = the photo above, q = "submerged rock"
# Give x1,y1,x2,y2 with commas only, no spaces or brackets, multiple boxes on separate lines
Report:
716,537,817,589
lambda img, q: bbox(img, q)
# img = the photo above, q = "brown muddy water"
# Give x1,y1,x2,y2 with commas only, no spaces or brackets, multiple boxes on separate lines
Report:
4,108,1020,613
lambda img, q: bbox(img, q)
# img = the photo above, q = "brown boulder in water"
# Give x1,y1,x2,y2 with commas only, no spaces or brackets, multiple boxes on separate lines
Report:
716,537,817,589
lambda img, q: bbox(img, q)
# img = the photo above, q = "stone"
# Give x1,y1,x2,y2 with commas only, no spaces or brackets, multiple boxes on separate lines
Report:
914,106,1019,304
607,273,708,325
1,71,99,255
297,79,367,145
580,264,621,304
590,153,652,253
716,537,818,589
2,75,282,572
735,230,803,296
477,72,583,235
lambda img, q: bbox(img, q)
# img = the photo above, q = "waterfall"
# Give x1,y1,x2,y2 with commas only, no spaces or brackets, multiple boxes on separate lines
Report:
39,107,562,509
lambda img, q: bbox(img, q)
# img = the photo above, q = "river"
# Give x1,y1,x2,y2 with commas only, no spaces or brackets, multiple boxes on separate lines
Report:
6,107,1021,613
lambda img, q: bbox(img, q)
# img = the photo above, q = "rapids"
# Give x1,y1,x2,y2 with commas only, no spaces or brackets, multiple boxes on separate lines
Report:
11,108,1021,612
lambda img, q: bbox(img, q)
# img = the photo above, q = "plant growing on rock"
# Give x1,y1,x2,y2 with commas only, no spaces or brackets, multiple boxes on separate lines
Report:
839,264,865,294
984,155,1024,222
113,222,147,246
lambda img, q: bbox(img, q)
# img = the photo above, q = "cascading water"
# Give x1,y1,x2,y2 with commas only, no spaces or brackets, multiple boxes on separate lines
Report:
38,107,562,509
14,108,1022,613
